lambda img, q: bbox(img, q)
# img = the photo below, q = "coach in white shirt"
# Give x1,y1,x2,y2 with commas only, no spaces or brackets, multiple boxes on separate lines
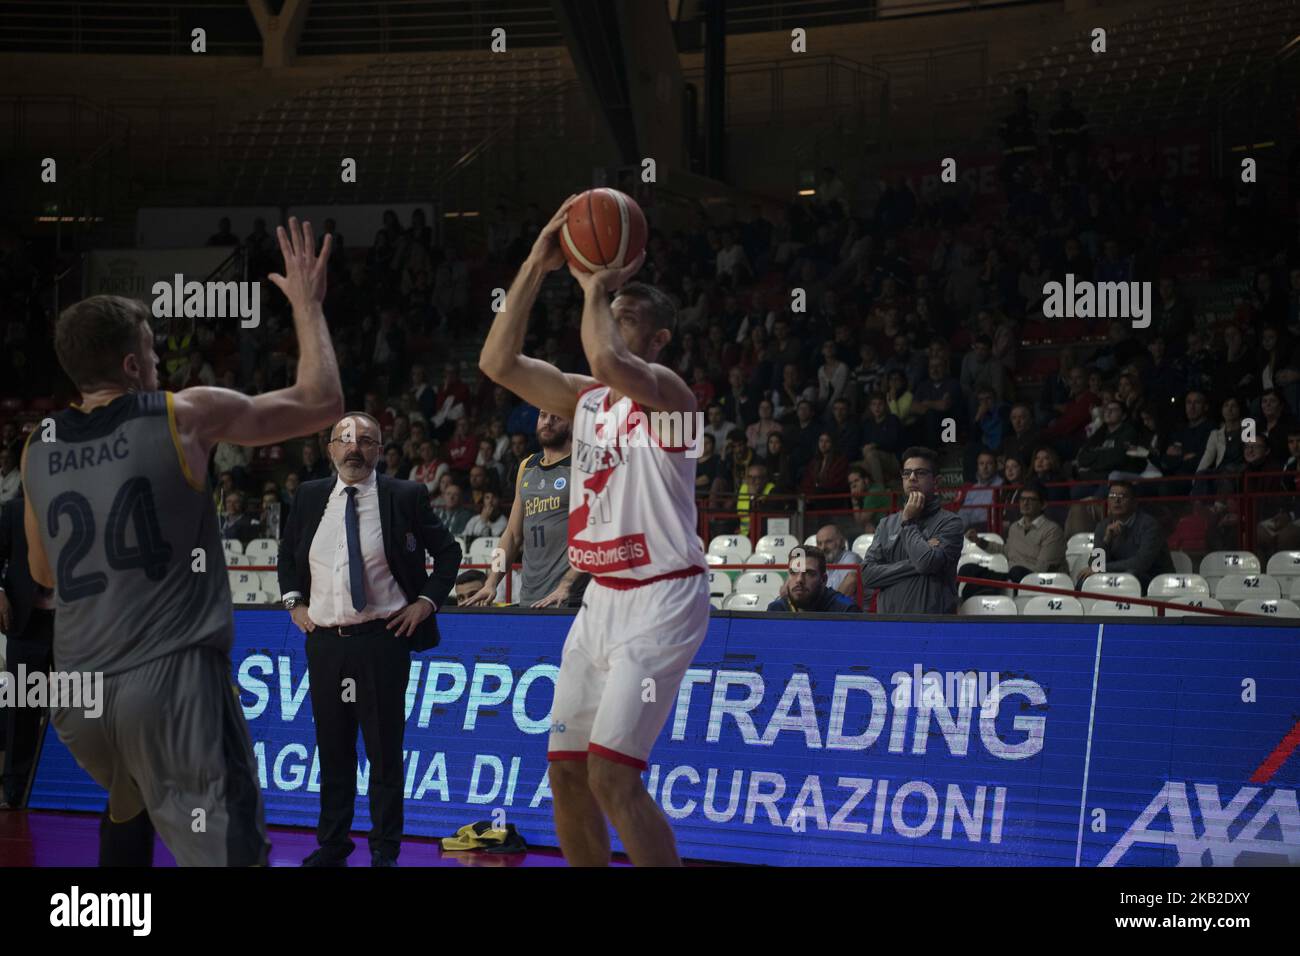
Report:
278,412,460,867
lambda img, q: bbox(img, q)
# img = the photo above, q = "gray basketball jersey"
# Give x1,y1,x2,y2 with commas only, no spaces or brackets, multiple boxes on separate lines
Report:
24,391,234,676
517,452,580,604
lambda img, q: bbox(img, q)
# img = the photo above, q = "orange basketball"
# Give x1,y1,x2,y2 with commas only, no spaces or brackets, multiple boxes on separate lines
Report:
560,187,648,274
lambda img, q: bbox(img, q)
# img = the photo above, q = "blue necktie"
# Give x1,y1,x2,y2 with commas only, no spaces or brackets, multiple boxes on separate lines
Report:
344,486,367,612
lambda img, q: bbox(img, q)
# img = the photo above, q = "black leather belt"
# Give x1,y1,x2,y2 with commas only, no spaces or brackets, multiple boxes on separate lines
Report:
319,618,391,637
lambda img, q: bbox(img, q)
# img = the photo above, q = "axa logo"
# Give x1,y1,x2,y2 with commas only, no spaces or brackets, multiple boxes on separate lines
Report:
1101,782,1300,866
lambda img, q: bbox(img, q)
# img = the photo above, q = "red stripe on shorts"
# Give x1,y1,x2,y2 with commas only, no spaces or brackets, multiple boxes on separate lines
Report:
588,743,648,770
592,565,705,591
547,750,588,762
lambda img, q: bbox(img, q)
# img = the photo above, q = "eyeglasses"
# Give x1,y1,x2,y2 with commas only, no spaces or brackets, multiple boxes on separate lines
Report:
1107,493,1130,500
330,437,380,450
900,468,933,478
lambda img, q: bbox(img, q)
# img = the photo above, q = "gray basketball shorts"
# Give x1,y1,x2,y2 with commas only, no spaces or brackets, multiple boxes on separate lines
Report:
53,646,270,866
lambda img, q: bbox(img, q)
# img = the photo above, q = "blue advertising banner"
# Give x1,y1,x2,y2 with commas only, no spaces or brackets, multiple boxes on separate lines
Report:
29,610,1300,866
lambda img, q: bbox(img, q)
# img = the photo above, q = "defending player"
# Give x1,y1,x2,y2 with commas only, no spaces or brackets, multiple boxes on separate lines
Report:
479,196,709,866
22,218,343,865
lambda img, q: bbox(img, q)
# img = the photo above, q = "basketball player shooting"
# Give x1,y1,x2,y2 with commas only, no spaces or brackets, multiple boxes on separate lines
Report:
21,218,343,865
479,195,710,866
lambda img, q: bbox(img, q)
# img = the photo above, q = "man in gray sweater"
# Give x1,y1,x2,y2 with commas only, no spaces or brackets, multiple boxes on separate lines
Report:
860,446,965,614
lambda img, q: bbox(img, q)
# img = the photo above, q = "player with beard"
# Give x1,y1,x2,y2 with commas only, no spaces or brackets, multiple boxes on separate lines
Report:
463,409,588,607
480,195,709,867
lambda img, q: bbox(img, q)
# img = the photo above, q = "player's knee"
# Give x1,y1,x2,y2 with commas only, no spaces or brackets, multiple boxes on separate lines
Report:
547,758,589,795
585,756,642,809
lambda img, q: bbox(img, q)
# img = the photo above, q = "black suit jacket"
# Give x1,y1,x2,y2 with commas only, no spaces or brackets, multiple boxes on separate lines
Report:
0,492,38,638
278,474,461,652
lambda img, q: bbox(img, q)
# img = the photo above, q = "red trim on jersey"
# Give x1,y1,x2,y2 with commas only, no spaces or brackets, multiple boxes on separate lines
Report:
547,750,589,762
577,382,604,400
591,565,705,590
588,743,648,770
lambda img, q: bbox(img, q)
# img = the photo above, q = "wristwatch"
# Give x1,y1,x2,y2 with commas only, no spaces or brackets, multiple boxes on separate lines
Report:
283,597,299,610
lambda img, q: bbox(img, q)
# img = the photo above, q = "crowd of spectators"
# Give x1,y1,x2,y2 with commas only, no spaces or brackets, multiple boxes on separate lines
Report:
3,86,1300,608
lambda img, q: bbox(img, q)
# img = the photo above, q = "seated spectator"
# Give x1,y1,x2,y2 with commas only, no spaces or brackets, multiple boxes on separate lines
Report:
212,440,252,492
466,464,498,508
736,461,775,537
815,523,861,600
1258,388,1296,463
220,492,255,544
1000,403,1040,473
999,455,1025,525
851,342,887,408
446,418,477,473
800,432,849,504
453,569,489,605
409,439,449,492
1256,428,1300,557
860,390,903,457
723,428,754,493
476,437,505,487
377,442,410,479
960,481,1067,598
747,399,782,452
957,449,1004,531
299,440,332,482
766,546,860,613
959,335,1008,406
1156,391,1213,491
464,490,508,539
762,431,796,493
250,492,282,540
499,432,530,485
1075,480,1173,592
826,397,861,459
703,403,736,451
884,368,917,438
435,484,474,535
1040,366,1096,458
1194,395,1246,494
817,340,851,406
1030,445,1070,526
911,355,961,447
170,351,216,390
696,433,724,495
966,386,1010,480
859,446,965,614
717,366,756,427
849,466,891,531
207,216,238,246
1071,400,1141,499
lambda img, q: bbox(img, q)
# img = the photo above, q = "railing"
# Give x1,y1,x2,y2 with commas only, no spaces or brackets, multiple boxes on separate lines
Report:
681,55,890,130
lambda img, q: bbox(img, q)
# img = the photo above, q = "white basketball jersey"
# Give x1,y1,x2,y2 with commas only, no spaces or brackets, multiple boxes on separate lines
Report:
568,385,707,582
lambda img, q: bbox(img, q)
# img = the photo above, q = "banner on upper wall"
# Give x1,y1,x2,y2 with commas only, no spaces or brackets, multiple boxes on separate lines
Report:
84,247,236,303
30,611,1300,866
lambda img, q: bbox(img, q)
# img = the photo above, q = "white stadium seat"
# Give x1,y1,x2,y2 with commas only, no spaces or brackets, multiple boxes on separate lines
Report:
707,570,733,599
1234,598,1300,618
803,533,818,546
722,592,764,611
223,539,244,557
708,535,752,562
851,534,874,558
755,534,796,562
1066,532,1094,554
1080,572,1141,612
1088,599,1154,616
258,572,281,601
245,538,279,562
735,570,784,603
1013,572,1074,611
1021,594,1084,615
235,590,268,604
1162,596,1226,618
1289,577,1300,602
1170,550,1194,574
959,596,1017,616
705,553,726,567
1214,574,1280,610
1146,573,1211,600
963,552,1009,574
709,596,724,610
1265,551,1300,581
467,536,499,567
744,552,776,566
225,553,248,567
228,570,259,593
1199,551,1262,585
978,532,1005,549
